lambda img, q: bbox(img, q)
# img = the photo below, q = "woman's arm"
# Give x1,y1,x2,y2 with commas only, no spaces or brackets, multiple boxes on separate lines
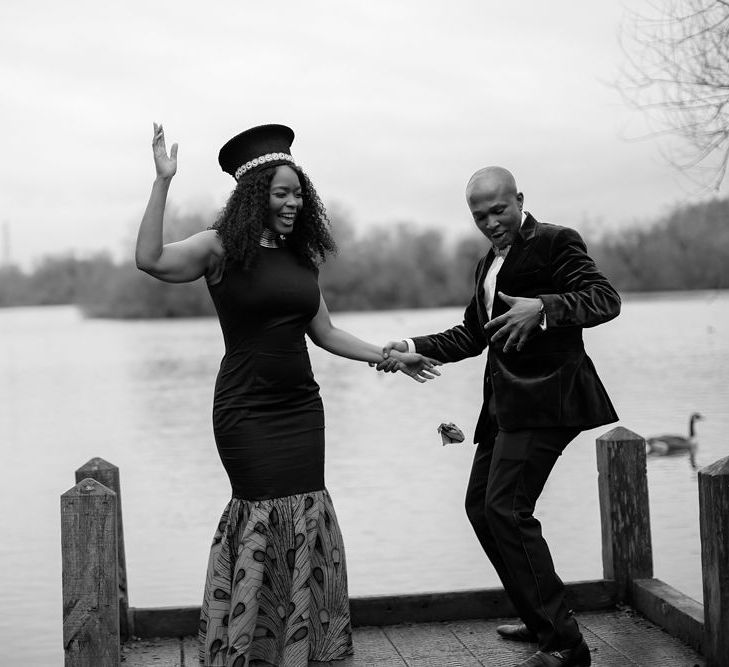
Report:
307,295,440,382
135,123,222,283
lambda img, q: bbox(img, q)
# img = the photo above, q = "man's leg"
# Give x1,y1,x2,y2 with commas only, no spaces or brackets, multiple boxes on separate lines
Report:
484,427,581,652
464,420,544,635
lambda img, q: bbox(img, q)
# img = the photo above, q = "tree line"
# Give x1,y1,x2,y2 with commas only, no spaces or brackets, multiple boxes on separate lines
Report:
1,197,727,318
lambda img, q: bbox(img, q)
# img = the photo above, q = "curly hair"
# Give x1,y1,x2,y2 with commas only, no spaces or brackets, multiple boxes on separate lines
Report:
210,164,336,271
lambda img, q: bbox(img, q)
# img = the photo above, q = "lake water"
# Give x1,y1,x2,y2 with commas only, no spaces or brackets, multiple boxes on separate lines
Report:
1,293,728,666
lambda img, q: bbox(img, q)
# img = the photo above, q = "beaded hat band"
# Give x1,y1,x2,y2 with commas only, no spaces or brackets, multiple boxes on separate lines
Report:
234,152,294,180
218,124,296,181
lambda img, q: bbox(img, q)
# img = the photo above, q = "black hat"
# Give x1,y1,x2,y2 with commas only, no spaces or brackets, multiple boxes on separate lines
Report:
218,124,295,180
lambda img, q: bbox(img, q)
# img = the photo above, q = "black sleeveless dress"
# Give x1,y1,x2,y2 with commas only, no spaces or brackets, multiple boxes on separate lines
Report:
198,246,353,667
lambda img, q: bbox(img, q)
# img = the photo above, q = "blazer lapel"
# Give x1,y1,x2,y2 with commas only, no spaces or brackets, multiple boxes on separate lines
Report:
476,249,494,327
493,213,539,314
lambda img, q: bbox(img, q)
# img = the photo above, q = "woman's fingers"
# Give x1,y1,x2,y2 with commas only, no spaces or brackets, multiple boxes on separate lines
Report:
152,123,167,147
400,363,439,382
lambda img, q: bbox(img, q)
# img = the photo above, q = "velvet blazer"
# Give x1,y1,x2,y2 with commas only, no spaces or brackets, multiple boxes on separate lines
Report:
412,213,620,439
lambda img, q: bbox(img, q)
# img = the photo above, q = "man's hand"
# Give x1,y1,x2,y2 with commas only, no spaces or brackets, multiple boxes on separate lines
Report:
484,292,542,352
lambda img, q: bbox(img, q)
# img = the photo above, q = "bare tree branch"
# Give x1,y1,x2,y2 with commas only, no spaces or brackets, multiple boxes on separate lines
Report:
618,0,729,189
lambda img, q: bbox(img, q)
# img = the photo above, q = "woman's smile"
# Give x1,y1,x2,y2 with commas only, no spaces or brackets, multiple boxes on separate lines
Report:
278,210,297,224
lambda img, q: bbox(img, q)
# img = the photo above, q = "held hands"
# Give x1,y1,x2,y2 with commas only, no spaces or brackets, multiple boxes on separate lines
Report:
389,349,441,383
152,122,178,180
484,291,542,353
370,340,442,383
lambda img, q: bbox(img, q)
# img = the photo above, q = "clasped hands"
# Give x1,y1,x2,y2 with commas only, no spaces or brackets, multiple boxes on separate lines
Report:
370,343,441,383
371,291,543,381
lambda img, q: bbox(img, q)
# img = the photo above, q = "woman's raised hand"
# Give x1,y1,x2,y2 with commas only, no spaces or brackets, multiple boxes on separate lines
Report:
152,122,178,180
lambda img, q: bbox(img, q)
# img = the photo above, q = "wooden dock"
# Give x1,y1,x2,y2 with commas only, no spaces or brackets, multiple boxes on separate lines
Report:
61,427,729,666
121,610,705,666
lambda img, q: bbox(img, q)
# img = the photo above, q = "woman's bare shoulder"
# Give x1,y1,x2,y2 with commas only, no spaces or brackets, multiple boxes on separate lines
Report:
195,229,224,256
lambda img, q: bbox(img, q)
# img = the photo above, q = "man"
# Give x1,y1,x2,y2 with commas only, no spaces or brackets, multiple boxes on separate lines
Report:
381,167,620,667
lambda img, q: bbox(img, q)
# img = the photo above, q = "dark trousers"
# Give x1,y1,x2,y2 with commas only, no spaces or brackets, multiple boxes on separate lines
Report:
465,402,581,651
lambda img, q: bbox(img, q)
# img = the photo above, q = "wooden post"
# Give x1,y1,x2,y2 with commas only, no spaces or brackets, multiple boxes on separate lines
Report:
75,458,129,639
698,455,729,666
596,427,653,602
61,478,119,667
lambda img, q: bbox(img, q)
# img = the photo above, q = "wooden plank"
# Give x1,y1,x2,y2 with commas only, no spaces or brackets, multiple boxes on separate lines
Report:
348,626,406,666
132,606,200,639
123,612,705,666
75,457,129,640
177,628,401,666
182,636,199,667
351,588,515,627
564,579,616,612
452,617,653,667
448,619,534,666
572,624,639,667
596,427,653,602
61,478,119,667
580,609,705,667
128,580,616,640
631,577,704,653
698,455,729,667
383,622,483,666
120,638,181,666
350,580,614,627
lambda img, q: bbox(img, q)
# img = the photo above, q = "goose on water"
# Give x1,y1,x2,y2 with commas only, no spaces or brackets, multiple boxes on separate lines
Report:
646,412,704,468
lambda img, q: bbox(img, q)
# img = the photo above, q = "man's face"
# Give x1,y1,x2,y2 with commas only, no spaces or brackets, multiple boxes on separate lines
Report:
467,180,523,250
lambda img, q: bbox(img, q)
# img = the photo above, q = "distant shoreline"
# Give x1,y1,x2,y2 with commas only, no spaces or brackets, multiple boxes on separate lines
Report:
1,287,727,320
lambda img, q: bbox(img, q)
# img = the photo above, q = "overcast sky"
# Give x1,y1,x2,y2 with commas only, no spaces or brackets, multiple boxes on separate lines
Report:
2,0,725,267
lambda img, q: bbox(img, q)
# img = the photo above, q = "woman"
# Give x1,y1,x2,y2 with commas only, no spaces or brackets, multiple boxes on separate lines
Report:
136,123,438,667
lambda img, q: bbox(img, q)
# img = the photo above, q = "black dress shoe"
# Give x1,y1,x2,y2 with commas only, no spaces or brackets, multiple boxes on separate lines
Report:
496,622,538,642
513,637,591,666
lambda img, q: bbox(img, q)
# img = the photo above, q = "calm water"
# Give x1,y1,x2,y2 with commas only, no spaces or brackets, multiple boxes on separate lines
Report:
1,293,728,665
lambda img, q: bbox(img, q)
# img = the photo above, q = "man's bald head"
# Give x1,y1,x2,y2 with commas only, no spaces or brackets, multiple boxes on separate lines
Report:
466,166,518,202
465,166,524,250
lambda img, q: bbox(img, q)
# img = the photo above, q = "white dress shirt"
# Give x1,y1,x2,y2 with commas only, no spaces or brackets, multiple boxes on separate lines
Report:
483,210,526,318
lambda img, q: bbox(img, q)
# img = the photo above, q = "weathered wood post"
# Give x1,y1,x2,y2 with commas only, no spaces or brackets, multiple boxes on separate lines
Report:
596,427,653,602
698,455,729,666
61,478,119,667
75,458,129,639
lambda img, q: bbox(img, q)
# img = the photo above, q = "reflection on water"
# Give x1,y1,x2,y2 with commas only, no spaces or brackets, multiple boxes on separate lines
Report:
1,292,727,665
